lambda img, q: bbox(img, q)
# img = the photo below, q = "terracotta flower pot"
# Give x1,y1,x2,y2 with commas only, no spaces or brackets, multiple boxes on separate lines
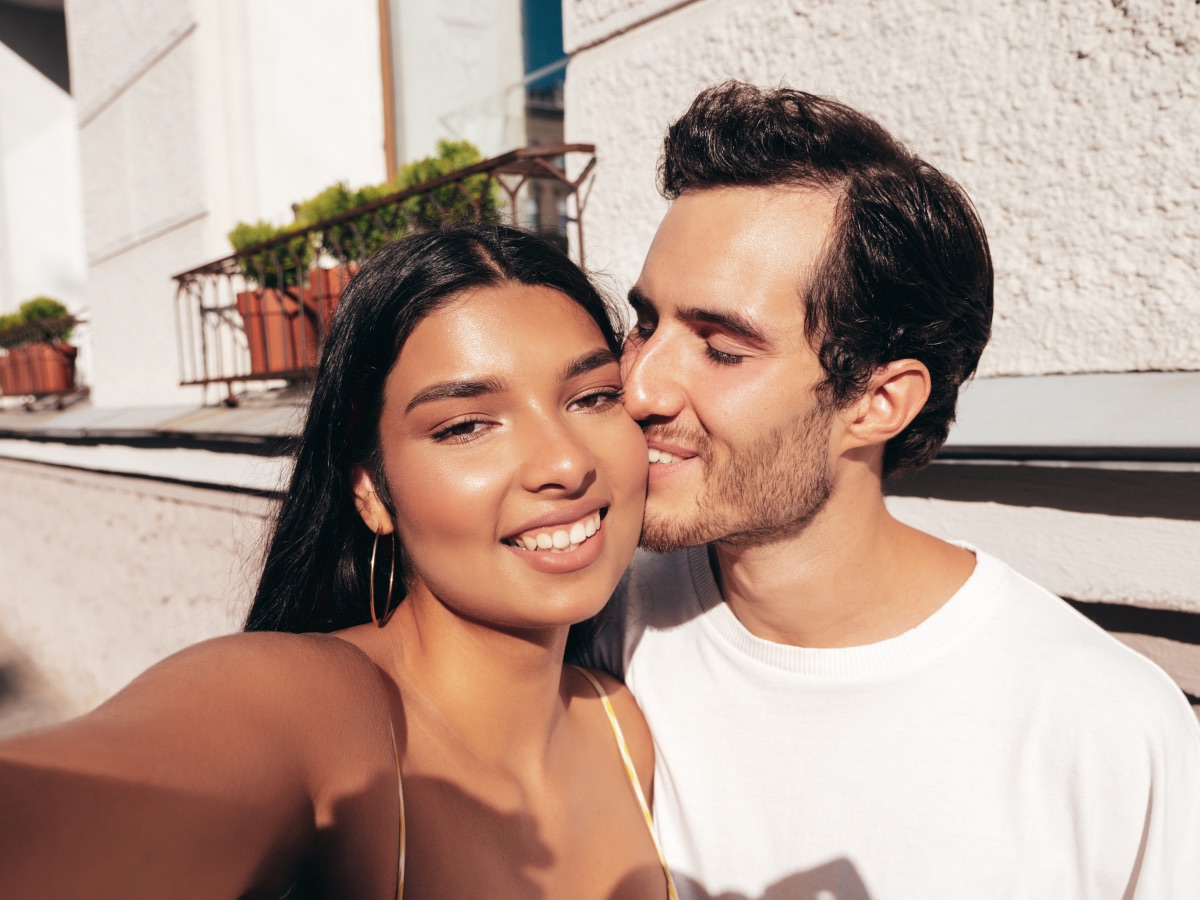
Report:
0,353,15,395
236,288,322,377
0,343,76,395
307,263,359,329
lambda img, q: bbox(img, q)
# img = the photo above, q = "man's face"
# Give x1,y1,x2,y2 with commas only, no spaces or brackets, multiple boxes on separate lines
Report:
622,186,840,552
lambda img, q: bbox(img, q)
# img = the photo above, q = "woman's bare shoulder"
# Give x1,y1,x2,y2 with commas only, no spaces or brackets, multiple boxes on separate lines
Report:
116,631,388,721
571,666,655,799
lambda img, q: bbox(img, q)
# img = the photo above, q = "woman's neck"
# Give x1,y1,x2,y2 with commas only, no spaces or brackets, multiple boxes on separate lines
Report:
383,589,572,782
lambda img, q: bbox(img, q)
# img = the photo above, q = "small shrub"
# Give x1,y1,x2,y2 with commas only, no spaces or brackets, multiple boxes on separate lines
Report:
228,220,310,288
0,297,74,348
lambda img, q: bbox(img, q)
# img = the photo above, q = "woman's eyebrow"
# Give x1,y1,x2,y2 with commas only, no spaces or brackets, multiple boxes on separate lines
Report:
561,348,619,381
405,377,506,413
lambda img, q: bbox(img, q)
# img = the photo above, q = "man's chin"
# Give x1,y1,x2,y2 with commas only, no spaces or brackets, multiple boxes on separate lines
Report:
638,510,719,554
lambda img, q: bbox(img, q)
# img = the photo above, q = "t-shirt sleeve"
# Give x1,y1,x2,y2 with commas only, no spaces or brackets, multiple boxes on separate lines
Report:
1125,694,1200,897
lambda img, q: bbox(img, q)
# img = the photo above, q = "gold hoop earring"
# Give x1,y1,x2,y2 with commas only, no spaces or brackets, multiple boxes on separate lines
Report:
370,530,397,627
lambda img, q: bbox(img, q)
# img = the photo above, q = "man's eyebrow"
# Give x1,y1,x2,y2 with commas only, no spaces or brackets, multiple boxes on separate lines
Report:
561,347,619,381
678,306,768,346
405,377,505,413
627,285,654,310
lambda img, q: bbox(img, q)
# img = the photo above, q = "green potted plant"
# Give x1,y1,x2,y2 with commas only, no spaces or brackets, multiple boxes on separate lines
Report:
0,297,77,397
227,221,320,377
293,181,365,326
395,139,502,230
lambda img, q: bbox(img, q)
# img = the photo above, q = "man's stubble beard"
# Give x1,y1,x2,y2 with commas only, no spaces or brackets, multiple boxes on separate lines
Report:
639,403,835,554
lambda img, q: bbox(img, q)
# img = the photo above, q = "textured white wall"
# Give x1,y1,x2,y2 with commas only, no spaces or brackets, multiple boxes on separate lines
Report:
0,458,271,715
564,0,1200,376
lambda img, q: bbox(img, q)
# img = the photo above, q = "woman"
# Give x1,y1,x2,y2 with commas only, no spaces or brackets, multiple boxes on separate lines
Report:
0,226,677,899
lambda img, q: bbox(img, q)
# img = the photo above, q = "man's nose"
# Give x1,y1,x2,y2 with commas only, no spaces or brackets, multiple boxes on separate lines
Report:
621,331,686,423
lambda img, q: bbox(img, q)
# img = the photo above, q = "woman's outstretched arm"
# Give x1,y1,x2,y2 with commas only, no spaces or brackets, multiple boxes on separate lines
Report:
0,631,400,900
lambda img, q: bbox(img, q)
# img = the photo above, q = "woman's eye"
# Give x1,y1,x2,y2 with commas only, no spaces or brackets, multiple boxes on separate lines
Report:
431,419,490,443
570,389,624,412
705,345,745,366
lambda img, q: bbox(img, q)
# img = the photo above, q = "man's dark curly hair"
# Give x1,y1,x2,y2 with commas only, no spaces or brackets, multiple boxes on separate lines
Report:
660,82,993,475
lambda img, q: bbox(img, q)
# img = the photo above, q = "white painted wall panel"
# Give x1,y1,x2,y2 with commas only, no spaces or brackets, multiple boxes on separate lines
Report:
80,34,205,264
64,0,195,119
0,42,87,312
393,0,526,160
86,217,208,406
243,0,386,226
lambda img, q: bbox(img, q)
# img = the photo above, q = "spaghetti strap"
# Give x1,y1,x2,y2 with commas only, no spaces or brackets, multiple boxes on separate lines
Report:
389,719,406,900
572,666,680,900
390,673,676,900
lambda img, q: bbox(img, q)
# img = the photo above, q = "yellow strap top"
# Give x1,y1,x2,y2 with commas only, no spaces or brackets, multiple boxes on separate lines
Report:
389,668,678,899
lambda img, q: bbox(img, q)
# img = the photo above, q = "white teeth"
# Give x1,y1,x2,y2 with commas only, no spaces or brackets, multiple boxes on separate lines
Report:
649,448,681,464
509,511,603,553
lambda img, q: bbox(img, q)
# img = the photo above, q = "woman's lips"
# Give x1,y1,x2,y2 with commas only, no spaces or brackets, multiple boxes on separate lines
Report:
502,509,602,553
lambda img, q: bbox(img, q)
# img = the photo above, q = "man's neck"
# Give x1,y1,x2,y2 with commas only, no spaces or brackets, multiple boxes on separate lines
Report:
711,486,976,649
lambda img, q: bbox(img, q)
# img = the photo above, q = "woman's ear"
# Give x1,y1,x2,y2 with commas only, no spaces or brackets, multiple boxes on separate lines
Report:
841,359,931,450
350,465,394,534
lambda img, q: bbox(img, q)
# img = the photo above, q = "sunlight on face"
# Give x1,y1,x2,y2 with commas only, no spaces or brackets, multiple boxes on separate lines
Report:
376,282,648,630
622,187,839,550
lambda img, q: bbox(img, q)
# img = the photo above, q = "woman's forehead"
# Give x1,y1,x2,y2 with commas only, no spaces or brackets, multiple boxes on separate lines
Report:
388,283,612,395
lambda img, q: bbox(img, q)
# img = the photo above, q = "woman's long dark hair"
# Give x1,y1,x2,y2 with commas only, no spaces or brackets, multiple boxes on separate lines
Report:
245,225,624,634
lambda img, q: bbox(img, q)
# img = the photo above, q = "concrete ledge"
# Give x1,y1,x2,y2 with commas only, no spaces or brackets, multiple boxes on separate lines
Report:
0,390,306,455
947,372,1200,461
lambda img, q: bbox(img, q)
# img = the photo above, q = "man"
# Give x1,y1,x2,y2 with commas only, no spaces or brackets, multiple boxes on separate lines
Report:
590,82,1200,899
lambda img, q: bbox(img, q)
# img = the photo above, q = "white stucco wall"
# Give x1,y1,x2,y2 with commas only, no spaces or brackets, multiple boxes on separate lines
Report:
563,0,1200,376
0,39,87,314
64,0,387,407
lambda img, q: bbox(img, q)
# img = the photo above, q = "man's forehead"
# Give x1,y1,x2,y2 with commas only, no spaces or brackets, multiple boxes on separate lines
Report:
636,186,835,317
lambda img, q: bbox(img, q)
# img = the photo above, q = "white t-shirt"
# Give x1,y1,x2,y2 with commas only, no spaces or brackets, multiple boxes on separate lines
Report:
589,544,1200,900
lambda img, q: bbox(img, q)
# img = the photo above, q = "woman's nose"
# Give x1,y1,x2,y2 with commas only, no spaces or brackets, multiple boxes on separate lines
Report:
518,415,596,495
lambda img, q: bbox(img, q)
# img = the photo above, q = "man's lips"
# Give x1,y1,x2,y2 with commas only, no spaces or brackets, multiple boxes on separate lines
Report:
646,440,699,466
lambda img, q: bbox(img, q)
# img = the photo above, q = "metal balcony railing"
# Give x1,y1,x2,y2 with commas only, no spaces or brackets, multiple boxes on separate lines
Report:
173,144,597,404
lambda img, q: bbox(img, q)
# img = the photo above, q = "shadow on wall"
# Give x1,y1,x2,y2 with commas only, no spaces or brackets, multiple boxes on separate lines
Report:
885,460,1200,522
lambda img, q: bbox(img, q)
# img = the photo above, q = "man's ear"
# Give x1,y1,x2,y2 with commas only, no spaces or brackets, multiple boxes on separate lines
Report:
350,465,394,534
841,359,931,450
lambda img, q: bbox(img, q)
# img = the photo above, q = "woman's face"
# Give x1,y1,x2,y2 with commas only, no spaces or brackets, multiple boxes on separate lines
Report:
366,282,648,630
